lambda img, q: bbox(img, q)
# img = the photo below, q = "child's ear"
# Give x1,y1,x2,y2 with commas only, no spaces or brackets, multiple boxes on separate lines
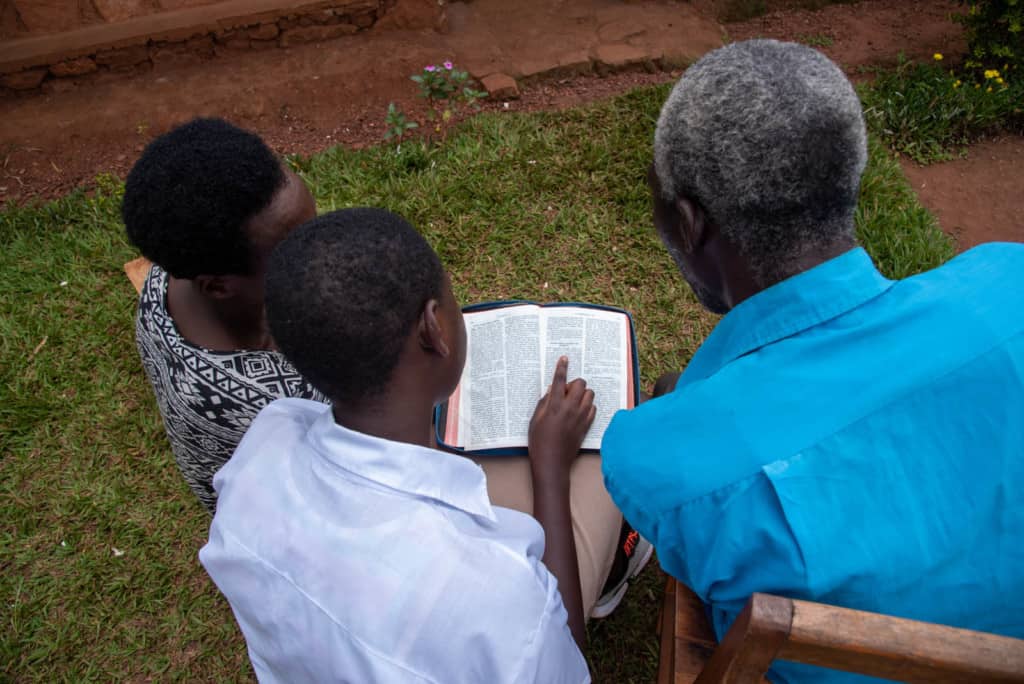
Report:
419,299,450,358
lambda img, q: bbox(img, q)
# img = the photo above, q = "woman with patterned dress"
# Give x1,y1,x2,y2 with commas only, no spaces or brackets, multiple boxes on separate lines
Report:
123,118,325,513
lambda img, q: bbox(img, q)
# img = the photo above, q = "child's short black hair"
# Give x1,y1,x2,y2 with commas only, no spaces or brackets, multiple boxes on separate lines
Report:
122,117,286,279
265,208,445,404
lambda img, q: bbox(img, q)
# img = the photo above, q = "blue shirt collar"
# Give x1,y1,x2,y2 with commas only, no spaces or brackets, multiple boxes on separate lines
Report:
307,408,498,524
680,247,894,385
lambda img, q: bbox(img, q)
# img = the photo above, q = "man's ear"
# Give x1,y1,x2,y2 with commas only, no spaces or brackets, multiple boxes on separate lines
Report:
419,299,450,358
195,275,237,300
674,197,708,255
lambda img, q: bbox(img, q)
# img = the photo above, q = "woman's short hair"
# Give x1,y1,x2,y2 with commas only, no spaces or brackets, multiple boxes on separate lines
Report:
122,117,286,279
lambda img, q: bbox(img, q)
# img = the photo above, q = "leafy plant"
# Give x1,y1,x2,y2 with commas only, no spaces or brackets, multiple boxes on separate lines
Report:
381,61,488,146
410,61,487,137
383,102,418,144
860,54,1024,163
956,0,1024,76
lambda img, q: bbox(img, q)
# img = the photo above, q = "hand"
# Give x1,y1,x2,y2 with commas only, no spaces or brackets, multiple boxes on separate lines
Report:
528,356,596,484
527,356,592,648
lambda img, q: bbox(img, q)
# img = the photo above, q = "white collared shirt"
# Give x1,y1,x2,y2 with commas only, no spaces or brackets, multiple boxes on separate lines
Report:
200,398,590,684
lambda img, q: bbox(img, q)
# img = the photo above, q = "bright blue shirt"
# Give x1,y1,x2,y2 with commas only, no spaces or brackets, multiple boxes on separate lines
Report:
602,245,1024,684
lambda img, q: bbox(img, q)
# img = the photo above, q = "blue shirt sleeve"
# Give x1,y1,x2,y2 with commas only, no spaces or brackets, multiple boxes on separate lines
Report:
602,407,811,639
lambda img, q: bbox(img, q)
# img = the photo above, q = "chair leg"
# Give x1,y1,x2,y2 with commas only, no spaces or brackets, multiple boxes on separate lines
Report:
657,577,677,684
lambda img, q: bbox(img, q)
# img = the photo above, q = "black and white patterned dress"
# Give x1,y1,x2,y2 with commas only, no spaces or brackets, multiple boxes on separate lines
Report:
135,265,327,513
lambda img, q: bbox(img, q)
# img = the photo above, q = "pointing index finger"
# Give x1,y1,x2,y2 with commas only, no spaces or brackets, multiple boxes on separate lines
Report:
550,355,568,398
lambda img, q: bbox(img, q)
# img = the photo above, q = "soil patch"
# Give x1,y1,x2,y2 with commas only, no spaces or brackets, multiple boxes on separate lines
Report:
900,136,1024,250
726,0,964,68
1,0,1018,249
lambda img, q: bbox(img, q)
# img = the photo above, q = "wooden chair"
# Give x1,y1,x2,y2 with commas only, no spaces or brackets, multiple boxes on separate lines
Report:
658,578,1024,684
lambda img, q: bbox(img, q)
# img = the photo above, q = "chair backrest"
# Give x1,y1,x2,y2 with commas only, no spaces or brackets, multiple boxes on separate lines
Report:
695,592,1024,684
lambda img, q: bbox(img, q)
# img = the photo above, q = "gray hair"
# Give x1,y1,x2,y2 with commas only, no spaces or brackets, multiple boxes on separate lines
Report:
654,39,867,284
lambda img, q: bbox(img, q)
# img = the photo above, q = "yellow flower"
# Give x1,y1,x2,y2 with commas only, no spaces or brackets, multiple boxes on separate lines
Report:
953,80,962,88
997,77,1005,85
933,53,943,61
975,83,981,89
987,86,993,93
984,69,1000,80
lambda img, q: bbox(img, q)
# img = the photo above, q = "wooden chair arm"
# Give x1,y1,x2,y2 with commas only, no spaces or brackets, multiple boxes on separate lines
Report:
778,598,1024,683
693,592,1024,684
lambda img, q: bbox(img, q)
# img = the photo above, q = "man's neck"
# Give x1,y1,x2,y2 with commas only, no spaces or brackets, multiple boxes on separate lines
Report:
167,277,270,351
725,238,857,310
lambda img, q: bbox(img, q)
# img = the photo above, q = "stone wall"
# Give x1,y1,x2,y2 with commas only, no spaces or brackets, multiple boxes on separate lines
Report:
4,1,225,39
0,0,445,93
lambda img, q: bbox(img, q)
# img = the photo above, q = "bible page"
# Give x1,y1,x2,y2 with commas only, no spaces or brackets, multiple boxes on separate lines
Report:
457,305,542,450
540,307,630,450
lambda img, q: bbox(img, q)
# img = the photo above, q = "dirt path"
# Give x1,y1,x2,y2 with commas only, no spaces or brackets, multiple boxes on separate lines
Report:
901,137,1024,249
1,0,1018,249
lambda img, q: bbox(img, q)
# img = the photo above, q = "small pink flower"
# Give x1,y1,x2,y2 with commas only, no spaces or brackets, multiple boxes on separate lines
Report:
443,61,454,70
424,65,436,72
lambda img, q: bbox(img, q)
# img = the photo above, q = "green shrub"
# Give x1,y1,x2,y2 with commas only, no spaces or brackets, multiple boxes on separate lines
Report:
860,55,1024,163
956,0,1024,75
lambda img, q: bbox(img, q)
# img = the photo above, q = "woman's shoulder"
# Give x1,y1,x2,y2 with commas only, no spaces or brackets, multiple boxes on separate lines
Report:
136,262,169,325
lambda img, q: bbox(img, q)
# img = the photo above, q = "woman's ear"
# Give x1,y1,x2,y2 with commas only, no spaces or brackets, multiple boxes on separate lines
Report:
195,274,249,300
419,299,450,358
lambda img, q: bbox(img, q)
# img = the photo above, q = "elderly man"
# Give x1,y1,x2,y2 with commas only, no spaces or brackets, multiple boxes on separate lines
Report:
602,40,1024,683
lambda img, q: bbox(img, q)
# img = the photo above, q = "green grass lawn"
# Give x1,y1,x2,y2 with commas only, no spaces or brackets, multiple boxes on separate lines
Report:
1,84,954,682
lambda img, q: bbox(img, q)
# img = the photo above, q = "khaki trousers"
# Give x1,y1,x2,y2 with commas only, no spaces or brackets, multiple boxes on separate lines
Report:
470,453,622,617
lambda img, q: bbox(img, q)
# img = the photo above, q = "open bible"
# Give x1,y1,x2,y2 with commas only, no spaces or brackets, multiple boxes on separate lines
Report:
435,301,639,455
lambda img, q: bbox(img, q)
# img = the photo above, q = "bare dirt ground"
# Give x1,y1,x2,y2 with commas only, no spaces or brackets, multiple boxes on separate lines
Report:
901,137,1024,250
1,0,1019,248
